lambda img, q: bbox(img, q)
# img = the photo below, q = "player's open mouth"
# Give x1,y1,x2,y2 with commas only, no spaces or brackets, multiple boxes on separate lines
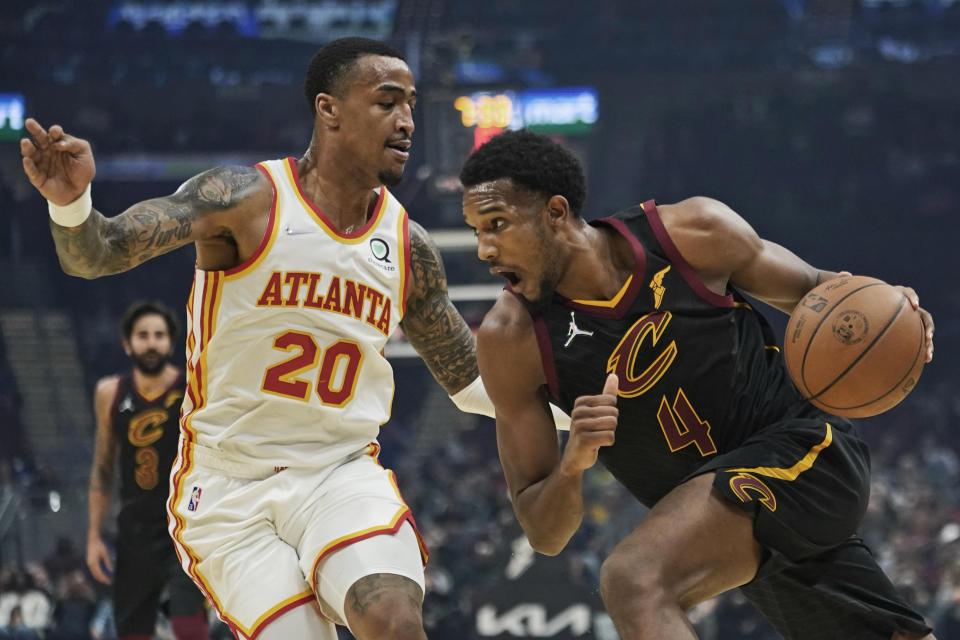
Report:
490,267,521,286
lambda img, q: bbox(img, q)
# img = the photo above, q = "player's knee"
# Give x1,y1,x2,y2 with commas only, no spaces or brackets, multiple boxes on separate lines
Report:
599,550,671,612
349,604,424,640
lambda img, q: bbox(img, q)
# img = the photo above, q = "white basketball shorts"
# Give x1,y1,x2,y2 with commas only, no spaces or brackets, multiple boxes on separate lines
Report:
167,442,428,637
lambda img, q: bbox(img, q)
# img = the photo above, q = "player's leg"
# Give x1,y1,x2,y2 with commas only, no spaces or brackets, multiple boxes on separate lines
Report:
113,535,164,640
289,452,429,640
164,544,211,640
168,460,334,639
313,521,426,640
598,472,762,640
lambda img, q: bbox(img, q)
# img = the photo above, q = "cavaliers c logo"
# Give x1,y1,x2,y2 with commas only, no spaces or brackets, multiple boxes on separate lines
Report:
606,311,678,398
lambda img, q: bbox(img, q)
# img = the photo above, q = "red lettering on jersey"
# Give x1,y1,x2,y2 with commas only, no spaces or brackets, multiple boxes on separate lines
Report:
365,288,384,324
343,280,368,320
606,311,678,397
303,273,325,309
376,297,392,335
284,272,312,306
323,277,342,312
257,271,284,306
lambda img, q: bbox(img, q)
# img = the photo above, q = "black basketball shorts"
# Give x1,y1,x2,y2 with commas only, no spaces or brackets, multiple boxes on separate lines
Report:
695,417,932,639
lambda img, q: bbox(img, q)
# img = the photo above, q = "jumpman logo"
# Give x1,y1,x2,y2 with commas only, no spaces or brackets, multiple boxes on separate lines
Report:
564,311,594,347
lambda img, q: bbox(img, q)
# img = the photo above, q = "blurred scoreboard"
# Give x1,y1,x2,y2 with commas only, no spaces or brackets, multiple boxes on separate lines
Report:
423,86,598,201
0,93,25,142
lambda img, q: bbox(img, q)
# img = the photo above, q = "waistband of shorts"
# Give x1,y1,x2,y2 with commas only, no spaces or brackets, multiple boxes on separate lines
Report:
187,444,286,480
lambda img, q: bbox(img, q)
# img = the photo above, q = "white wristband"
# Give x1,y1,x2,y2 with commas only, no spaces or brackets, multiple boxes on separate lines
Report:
48,183,92,227
450,375,572,430
450,375,496,418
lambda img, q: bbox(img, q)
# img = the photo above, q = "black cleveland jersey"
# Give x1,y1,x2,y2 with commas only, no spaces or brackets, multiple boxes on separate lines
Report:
527,201,840,508
110,372,185,529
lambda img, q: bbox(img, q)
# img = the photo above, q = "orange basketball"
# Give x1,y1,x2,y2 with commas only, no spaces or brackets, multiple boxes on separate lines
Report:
784,275,925,418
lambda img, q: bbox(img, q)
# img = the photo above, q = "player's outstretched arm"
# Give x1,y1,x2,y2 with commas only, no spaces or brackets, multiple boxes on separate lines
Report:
401,220,480,394
21,118,266,279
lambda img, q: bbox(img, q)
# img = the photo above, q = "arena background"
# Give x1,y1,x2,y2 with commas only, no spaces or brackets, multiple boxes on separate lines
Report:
0,1,958,638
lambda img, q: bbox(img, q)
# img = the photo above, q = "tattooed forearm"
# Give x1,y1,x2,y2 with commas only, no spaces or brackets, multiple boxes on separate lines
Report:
402,223,480,394
49,165,261,279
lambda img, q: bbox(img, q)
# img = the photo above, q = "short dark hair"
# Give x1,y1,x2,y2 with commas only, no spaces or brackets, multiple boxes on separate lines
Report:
459,129,588,217
303,37,405,115
121,301,179,343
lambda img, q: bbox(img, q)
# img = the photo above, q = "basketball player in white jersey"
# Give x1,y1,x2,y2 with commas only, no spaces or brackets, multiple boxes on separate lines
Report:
21,37,509,639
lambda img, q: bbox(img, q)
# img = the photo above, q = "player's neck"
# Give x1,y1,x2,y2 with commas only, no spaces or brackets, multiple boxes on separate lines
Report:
132,364,179,399
559,225,633,301
297,147,380,234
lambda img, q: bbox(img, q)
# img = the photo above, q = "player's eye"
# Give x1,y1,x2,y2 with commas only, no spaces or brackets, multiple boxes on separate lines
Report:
491,218,506,231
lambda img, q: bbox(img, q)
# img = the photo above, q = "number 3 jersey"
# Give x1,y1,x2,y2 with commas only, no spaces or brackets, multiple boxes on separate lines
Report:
180,158,411,468
528,200,830,508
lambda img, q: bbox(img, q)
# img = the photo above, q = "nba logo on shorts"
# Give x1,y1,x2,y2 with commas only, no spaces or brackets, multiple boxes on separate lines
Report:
188,486,202,512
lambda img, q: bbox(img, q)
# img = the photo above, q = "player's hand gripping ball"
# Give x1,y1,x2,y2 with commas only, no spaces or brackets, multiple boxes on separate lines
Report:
784,275,925,418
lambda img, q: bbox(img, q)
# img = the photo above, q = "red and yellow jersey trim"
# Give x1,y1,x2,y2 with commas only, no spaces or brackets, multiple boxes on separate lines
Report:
226,591,317,640
306,445,428,595
398,207,411,316
169,270,225,623
220,163,281,281
728,423,833,482
285,157,388,244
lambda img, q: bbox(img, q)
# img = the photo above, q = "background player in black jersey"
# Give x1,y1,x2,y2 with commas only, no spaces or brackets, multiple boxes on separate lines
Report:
460,130,936,640
86,301,210,640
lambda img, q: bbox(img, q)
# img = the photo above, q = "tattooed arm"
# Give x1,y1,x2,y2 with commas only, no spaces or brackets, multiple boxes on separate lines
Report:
87,376,119,585
21,118,269,278
400,220,479,395
50,166,268,278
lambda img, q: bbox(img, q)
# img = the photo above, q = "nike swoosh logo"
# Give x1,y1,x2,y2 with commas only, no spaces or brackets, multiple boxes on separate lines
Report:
284,225,316,235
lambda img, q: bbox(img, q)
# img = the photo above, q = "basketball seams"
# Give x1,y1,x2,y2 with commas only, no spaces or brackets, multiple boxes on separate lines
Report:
807,292,906,400
813,311,925,414
798,281,885,395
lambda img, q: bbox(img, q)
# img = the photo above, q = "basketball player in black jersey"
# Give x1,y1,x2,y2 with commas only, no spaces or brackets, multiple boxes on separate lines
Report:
460,130,936,640
86,301,209,640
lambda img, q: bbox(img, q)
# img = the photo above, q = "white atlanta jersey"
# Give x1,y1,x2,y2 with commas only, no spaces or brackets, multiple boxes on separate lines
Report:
178,157,411,468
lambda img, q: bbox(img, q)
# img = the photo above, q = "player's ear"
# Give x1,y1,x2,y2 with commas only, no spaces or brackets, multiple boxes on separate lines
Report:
122,339,132,356
545,194,571,228
315,93,339,128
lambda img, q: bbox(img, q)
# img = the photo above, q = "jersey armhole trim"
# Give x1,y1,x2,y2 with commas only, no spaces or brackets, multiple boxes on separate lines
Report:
642,200,734,308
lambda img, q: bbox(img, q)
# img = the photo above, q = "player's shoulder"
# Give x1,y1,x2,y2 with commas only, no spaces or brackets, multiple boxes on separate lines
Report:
478,291,534,345
658,196,738,230
93,374,122,405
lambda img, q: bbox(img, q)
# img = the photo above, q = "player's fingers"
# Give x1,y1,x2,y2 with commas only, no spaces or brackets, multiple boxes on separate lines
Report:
49,124,63,140
918,308,934,362
602,373,619,397
572,415,618,434
26,118,51,148
19,136,37,156
86,559,109,584
21,157,42,186
897,286,919,310
24,117,45,137
570,404,618,423
576,428,616,449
